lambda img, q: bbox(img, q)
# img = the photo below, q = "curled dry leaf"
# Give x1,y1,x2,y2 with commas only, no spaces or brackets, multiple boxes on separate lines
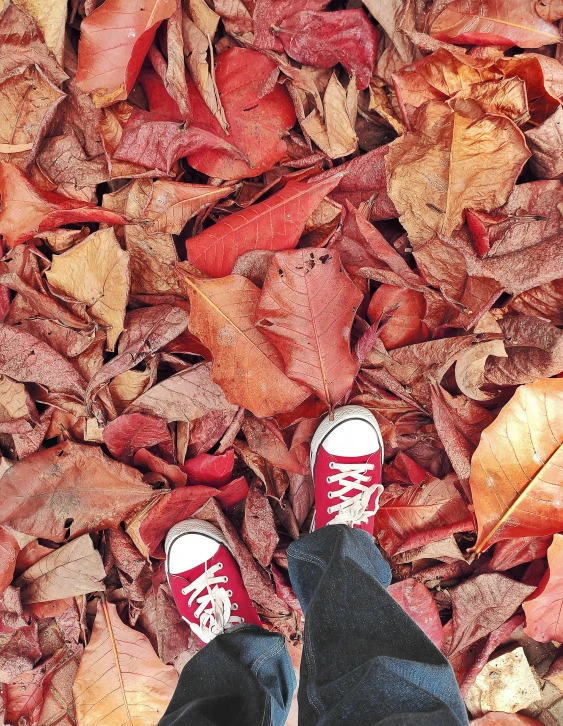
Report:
455,312,506,401
257,249,362,407
241,481,279,568
17,534,106,604
15,0,67,63
525,105,563,180
386,100,530,248
430,0,561,47
187,175,342,277
76,0,176,107
46,228,130,351
124,226,182,296
523,533,563,642
73,600,178,726
0,526,18,596
470,378,563,556
0,440,153,542
0,162,127,247
183,274,309,418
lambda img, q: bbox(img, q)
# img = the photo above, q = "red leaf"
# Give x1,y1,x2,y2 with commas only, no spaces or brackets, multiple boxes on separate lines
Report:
241,481,279,567
367,286,428,350
490,536,552,571
0,162,127,247
186,47,296,180
133,448,187,488
103,413,171,463
253,0,329,51
138,477,249,554
187,175,342,277
388,578,444,648
523,533,563,642
276,10,378,90
76,0,176,107
181,450,234,487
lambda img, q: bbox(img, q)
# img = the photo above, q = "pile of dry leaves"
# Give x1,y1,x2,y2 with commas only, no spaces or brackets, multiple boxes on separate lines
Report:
2,0,563,724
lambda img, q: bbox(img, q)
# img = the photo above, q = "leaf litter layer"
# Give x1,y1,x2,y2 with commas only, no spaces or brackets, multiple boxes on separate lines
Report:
1,0,563,724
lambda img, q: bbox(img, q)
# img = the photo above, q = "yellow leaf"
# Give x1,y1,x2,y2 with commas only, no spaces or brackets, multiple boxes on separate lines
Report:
302,73,358,159
73,600,178,726
46,228,130,351
14,0,67,63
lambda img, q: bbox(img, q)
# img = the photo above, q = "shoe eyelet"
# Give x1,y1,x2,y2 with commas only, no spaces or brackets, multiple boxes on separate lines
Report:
240,618,245,623
327,491,334,498
222,576,229,583
227,590,233,597
216,562,223,570
232,603,238,610
181,587,188,595
329,461,335,469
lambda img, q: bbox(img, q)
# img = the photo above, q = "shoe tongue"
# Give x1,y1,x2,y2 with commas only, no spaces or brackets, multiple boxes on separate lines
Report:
319,446,381,467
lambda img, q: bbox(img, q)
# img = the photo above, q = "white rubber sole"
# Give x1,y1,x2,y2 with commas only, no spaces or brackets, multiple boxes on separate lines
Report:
164,519,231,576
309,405,384,473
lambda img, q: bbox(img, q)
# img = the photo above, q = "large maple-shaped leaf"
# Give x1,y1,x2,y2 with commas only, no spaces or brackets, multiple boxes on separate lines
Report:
470,378,563,556
0,441,154,542
374,474,473,555
76,0,176,107
523,533,563,642
183,274,309,418
256,249,362,407
73,600,177,726
186,175,342,277
186,47,296,180
448,573,535,655
385,100,530,248
0,162,127,247
430,0,561,47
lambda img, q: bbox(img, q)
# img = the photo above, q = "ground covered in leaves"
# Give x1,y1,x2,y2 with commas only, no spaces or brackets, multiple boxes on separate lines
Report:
2,0,563,724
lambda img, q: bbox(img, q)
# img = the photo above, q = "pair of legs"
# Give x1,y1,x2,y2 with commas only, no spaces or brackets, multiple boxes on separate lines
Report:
160,408,469,726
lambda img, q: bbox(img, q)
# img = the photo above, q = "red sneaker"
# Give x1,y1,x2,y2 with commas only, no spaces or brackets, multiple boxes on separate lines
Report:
310,405,384,533
165,520,261,643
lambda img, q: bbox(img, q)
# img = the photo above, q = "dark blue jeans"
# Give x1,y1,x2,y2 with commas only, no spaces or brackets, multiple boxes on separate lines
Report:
158,525,469,726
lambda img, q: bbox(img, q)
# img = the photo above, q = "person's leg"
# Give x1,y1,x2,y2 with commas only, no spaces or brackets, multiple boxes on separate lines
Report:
158,520,295,726
288,524,468,726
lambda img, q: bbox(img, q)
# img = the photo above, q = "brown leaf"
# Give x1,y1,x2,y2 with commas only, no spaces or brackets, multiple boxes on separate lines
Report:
0,440,153,542
455,312,506,400
73,600,178,726
0,587,41,683
15,0,67,63
137,582,195,665
241,481,279,567
470,378,563,556
385,100,530,248
448,573,535,656
0,65,65,171
17,534,106,604
46,228,130,351
124,226,183,296
183,274,309,417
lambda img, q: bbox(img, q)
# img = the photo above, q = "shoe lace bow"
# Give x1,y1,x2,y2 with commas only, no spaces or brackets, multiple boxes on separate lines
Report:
181,562,243,642
326,462,383,527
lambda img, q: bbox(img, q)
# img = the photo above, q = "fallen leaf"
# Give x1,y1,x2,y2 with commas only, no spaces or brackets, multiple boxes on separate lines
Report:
46,228,130,351
0,65,65,171
183,274,309,417
526,105,563,180
374,475,473,556
0,162,127,247
0,526,18,596
253,0,329,51
124,226,182,296
448,573,535,655
471,714,545,726
275,9,377,90
0,440,153,542
470,378,563,556
137,582,195,665
15,0,67,63
187,47,296,180
388,578,443,648
536,0,563,20
490,536,552,571
455,312,506,401
241,481,279,567
133,448,187,488
0,587,41,683
187,175,342,277
17,534,106,604
385,100,530,248
257,249,361,407
73,600,178,726
126,361,237,424
367,286,428,350
430,0,561,47
76,0,176,107
181,449,234,487
523,533,563,642
103,413,171,463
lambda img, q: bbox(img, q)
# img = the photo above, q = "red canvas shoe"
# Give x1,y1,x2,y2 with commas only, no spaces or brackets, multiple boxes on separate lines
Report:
310,405,384,533
165,520,261,643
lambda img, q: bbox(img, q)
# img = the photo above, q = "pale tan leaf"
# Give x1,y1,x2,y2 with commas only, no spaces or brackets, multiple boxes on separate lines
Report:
46,228,130,351
17,534,106,603
526,105,563,180
109,370,153,415
0,375,30,422
302,73,358,159
73,600,178,726
455,313,506,401
14,0,67,63
188,0,220,36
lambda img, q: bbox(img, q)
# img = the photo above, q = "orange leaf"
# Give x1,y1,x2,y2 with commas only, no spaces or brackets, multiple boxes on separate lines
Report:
186,175,342,277
470,378,563,556
76,0,176,107
182,273,309,418
73,600,177,726
257,249,362,407
523,533,563,642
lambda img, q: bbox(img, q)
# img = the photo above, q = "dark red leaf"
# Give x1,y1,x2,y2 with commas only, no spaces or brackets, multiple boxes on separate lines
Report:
103,413,171,463
181,450,234,487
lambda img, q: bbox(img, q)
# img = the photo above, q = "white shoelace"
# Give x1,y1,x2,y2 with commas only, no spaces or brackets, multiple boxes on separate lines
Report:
180,562,243,642
326,462,383,527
